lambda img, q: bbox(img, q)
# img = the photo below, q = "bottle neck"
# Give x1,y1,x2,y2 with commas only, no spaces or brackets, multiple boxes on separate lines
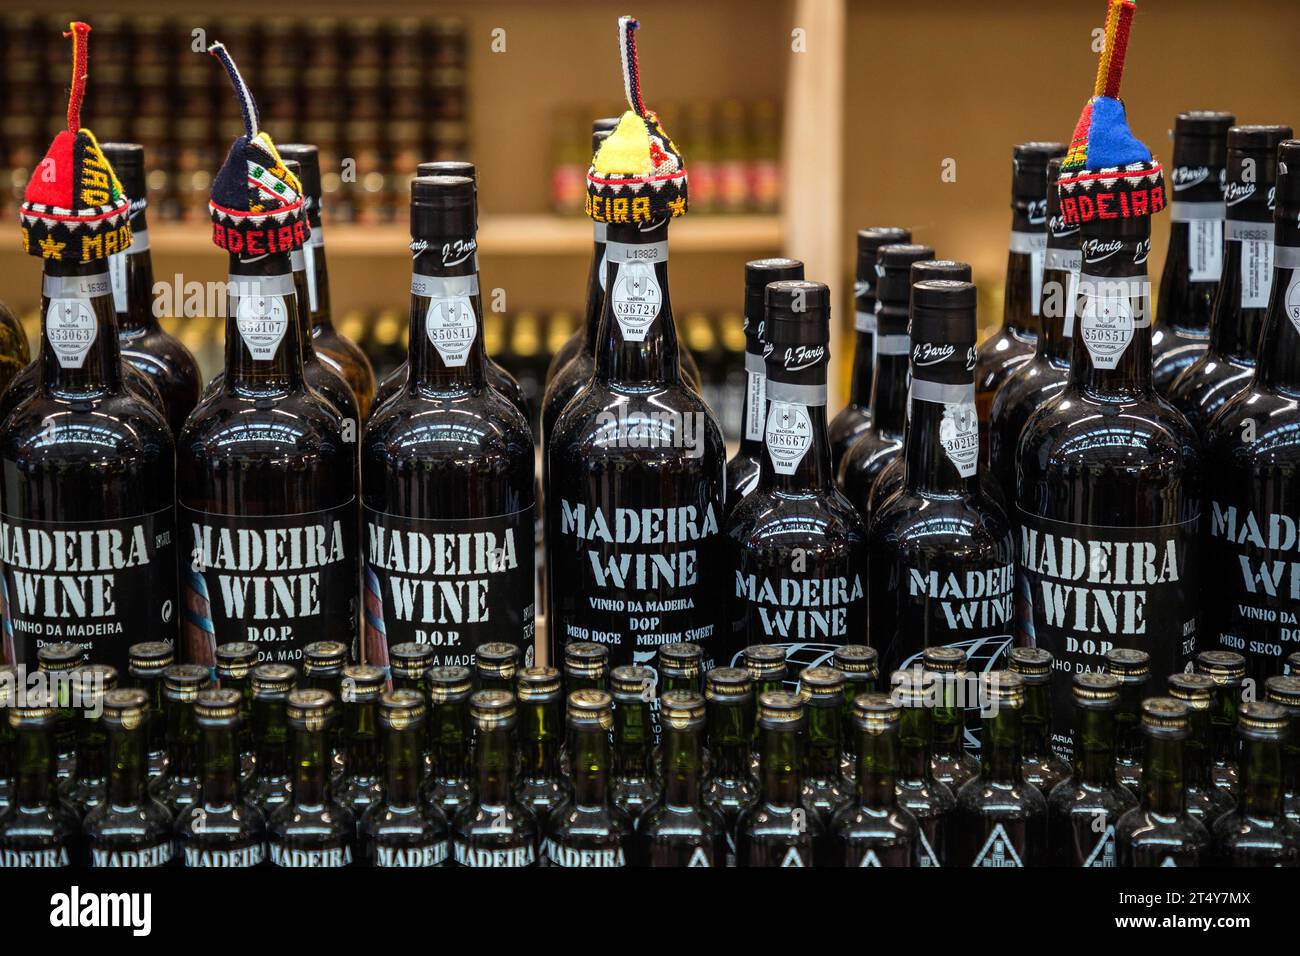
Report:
759,725,801,807
898,705,932,785
1071,218,1155,399
804,704,842,779
1184,709,1217,789
1074,706,1118,787
166,701,201,779
384,723,422,808
980,705,1022,784
706,701,752,781
520,699,562,781
856,725,899,809
1161,154,1227,333
1005,221,1046,336
931,691,965,762
613,700,655,780
759,365,834,492
905,373,978,497
582,223,607,354
1019,682,1055,761
1142,733,1187,815
1038,255,1079,363
200,724,241,808
571,724,612,808
39,258,125,396
848,284,877,406
1210,216,1273,359
252,698,289,778
108,722,148,806
432,701,472,784
408,240,487,393
663,724,704,807
1238,734,1285,819
224,252,307,395
74,715,109,785
112,206,160,336
305,216,334,332
1256,225,1300,390
594,220,681,385
475,726,514,806
291,726,330,808
868,312,910,435
737,338,766,455
13,724,55,809
344,701,380,780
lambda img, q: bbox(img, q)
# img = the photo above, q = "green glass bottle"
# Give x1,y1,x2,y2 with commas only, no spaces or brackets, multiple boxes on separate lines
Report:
302,640,349,781
1288,651,1300,676
545,690,632,867
1167,672,1236,823
36,641,84,782
1194,650,1246,796
337,664,386,818
1047,673,1136,866
388,642,435,776
892,667,954,866
61,664,117,819
361,690,449,867
84,689,175,867
515,666,567,830
639,690,726,866
743,644,788,775
1115,698,1210,866
1104,648,1150,800
1211,701,1300,866
249,664,296,816
421,666,475,820
1008,648,1071,795
562,641,609,695
269,690,355,867
178,689,266,867
702,666,757,866
127,641,174,780
0,691,76,867
214,641,258,784
150,664,212,816
951,671,1047,867
830,693,918,867
452,690,538,867
655,642,704,754
834,644,878,783
1265,675,1300,824
736,691,829,867
475,642,522,693
0,665,16,813
798,666,849,828
923,646,978,790
610,664,659,824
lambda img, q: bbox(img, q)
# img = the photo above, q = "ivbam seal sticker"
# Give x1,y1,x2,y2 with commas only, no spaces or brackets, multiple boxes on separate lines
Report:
606,238,667,342
765,402,813,475
940,400,980,478
230,273,296,361
426,297,477,367
1078,276,1136,370
46,299,98,369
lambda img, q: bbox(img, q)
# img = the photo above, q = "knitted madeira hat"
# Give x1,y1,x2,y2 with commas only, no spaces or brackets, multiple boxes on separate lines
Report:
586,16,688,225
19,23,132,263
205,42,308,256
1057,0,1166,226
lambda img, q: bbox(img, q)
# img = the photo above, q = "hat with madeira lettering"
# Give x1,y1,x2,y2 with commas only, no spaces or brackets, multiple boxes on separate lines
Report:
586,16,688,225
19,22,132,263
1057,0,1167,226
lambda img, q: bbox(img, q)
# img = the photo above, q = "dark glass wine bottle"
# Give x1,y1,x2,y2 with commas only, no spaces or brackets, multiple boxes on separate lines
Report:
1264,675,1300,824
835,644,879,784
150,664,212,817
360,690,450,867
0,301,30,399
268,690,355,867
60,664,117,819
0,666,13,814
609,664,659,825
544,689,632,867
869,279,1015,724
723,258,805,520
1200,139,1300,686
1151,112,1234,393
892,667,954,866
1194,649,1245,796
923,646,978,790
514,666,567,830
798,666,849,828
828,228,911,472
989,157,1079,498
1104,647,1150,799
84,689,174,867
637,690,725,866
452,689,538,867
1210,701,1300,865
362,177,535,673
1008,648,1071,796
278,143,377,419
371,162,529,421
177,688,267,867
724,280,866,670
1115,698,1211,866
420,666,475,821
974,141,1065,456
547,216,726,672
0,693,77,867
249,663,296,816
1167,125,1291,435
1017,212,1201,762
829,693,917,866
701,666,756,866
1167,671,1236,823
950,672,1047,867
101,142,202,437
735,691,830,867
0,259,177,676
1047,673,1136,866
838,244,934,519
336,664,385,819
214,641,258,783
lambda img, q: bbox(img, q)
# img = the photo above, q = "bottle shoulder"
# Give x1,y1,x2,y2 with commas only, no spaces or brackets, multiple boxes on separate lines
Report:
956,776,1047,815
726,487,866,548
991,356,1069,420
1,391,174,464
1020,388,1201,469
364,387,534,462
120,328,202,382
179,392,348,457
871,490,1013,550
550,384,725,467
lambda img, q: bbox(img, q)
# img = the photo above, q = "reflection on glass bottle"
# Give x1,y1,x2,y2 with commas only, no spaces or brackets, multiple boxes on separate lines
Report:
701,667,757,867
150,664,212,817
336,664,386,819
0,692,77,868
1167,672,1236,824
830,693,918,867
452,690,538,867
514,666,567,830
249,663,296,817
798,666,849,829
1104,648,1150,800
1210,702,1300,866
268,690,355,867
892,668,955,866
609,665,659,825
421,666,475,822
639,690,726,867
214,642,258,784
1008,648,1070,796
128,642,174,782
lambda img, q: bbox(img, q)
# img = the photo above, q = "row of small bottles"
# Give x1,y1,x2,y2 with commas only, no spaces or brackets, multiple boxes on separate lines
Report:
5,636,1298,867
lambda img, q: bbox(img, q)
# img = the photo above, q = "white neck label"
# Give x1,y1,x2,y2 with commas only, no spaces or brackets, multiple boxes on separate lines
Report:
765,401,813,475
1078,277,1136,369
46,299,98,369
426,298,477,366
610,260,662,342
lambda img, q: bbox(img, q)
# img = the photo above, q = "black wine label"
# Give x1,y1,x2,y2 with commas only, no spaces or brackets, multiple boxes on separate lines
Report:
1017,509,1199,756
0,508,177,673
179,500,358,667
362,505,535,671
1206,499,1300,677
